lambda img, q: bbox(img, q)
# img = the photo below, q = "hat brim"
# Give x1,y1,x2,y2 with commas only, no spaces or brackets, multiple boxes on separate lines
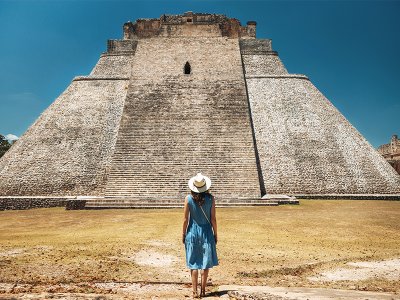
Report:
188,176,212,193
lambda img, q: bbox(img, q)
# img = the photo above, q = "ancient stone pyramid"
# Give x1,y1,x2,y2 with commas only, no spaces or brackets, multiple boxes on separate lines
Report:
1,12,399,201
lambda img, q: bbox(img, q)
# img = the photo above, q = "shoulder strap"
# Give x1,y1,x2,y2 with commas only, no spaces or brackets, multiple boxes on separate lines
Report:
199,195,212,225
199,205,211,225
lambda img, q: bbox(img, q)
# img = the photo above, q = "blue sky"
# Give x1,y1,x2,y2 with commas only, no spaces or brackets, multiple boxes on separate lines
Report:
0,0,399,147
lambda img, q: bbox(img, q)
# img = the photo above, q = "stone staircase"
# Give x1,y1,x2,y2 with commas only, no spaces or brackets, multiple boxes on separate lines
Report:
101,37,263,201
81,196,299,209
104,77,261,200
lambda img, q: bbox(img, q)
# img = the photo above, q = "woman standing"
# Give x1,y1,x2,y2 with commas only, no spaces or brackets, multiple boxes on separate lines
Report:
182,173,218,298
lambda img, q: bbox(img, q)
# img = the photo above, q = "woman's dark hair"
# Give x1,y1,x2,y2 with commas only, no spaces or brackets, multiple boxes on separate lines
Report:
191,190,209,206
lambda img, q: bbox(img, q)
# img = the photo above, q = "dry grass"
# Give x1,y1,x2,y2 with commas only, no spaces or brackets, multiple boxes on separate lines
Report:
0,200,399,293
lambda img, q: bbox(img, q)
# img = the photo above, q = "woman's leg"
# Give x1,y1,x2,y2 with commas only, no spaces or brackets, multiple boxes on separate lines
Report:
200,268,209,296
191,269,199,297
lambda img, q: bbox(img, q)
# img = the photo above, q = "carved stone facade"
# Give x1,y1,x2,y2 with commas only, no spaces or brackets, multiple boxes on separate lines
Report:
123,12,256,40
378,135,400,175
0,12,399,201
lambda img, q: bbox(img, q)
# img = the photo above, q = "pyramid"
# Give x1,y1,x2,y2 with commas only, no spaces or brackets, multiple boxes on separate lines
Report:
0,12,399,204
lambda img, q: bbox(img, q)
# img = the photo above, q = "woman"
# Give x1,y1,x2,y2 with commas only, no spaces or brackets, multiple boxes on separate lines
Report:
182,173,218,298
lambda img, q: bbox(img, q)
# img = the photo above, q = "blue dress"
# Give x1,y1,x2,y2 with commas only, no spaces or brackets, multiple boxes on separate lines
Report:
184,194,219,269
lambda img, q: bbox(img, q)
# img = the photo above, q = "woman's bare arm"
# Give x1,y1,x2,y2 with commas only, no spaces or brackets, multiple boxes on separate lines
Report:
211,195,218,244
182,196,190,243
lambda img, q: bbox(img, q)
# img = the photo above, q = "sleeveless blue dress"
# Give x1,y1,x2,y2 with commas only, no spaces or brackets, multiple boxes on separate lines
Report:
184,194,219,269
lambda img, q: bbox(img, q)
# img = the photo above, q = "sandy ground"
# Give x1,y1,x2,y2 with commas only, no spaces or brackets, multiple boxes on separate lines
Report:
0,282,223,299
309,258,400,282
1,257,400,299
222,285,400,300
1,202,400,298
1,282,399,299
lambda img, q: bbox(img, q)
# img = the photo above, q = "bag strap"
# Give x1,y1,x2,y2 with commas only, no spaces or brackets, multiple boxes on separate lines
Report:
199,205,211,225
198,195,213,225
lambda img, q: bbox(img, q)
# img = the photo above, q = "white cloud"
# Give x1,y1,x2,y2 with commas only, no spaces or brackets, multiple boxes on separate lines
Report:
5,134,19,141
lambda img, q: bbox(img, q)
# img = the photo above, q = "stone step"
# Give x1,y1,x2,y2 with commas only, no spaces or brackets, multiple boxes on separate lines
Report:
108,158,256,161
104,182,257,186
85,206,183,209
85,199,281,204
83,202,280,209
104,183,245,186
72,196,299,209
105,173,256,178
105,168,257,173
85,205,279,209
111,143,255,147
103,188,257,192
110,155,254,158
106,163,256,166
84,201,279,206
102,193,259,198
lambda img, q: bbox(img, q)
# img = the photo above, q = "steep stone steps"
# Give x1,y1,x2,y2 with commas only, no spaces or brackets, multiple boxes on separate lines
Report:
104,79,261,199
103,38,261,200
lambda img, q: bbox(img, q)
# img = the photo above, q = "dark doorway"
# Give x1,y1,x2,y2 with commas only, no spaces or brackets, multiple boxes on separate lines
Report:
184,62,191,74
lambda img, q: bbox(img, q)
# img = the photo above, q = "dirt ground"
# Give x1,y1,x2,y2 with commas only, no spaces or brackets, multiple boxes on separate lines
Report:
0,200,399,299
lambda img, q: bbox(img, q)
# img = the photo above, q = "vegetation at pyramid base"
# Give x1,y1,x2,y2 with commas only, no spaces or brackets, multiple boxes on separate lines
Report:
0,134,12,158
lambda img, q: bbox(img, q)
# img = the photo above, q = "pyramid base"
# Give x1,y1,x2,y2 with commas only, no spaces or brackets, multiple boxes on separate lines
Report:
294,194,400,200
2,194,400,211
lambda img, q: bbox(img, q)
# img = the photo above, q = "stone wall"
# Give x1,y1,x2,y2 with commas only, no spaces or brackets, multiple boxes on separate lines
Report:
106,40,137,54
241,38,400,194
389,161,400,174
240,39,272,52
296,194,400,200
123,12,256,39
245,75,400,194
377,135,400,175
0,53,133,196
0,197,69,211
378,134,400,159
377,135,400,157
104,37,261,199
240,39,287,75
90,54,133,77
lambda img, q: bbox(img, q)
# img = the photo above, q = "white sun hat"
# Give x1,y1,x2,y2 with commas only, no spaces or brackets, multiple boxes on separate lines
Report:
188,173,212,193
